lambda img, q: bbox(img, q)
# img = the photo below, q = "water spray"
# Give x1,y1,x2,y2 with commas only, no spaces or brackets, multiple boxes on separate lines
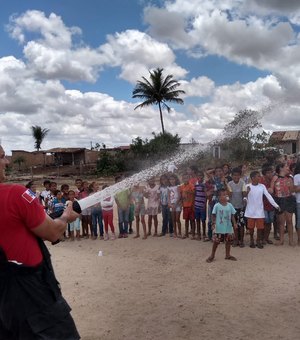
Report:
74,108,263,212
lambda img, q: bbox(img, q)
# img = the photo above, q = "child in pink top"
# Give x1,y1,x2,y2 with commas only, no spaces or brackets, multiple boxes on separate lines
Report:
100,184,116,240
144,178,160,236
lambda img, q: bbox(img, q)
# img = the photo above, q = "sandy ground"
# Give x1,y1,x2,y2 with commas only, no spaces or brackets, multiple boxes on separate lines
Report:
50,227,300,340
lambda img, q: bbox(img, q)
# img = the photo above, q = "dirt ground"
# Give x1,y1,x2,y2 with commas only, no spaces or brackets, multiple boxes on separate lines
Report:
11,176,300,339
51,229,300,340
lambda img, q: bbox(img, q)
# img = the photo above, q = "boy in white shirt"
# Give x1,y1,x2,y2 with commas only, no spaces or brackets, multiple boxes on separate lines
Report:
245,171,279,249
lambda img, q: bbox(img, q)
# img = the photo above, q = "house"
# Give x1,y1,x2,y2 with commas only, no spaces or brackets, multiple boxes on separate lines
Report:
269,130,300,154
10,146,132,170
11,150,54,170
45,148,87,166
11,148,101,170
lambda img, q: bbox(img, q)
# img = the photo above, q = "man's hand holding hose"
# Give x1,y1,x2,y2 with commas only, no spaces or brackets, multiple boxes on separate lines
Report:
32,202,80,244
50,203,80,244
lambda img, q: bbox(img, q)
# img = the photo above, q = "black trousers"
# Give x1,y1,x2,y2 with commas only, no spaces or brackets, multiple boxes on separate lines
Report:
0,262,80,340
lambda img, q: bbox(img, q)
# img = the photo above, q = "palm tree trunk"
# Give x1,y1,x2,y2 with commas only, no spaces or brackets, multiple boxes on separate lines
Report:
158,101,165,134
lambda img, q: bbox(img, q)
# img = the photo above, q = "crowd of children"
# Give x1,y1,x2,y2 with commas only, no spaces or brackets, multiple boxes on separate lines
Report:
31,157,300,262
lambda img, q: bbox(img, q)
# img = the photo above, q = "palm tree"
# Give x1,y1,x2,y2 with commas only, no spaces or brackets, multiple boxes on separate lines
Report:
132,68,185,134
31,125,50,151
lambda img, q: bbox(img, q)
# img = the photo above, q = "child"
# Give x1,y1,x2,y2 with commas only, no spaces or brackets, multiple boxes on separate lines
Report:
51,190,66,215
207,167,227,240
79,181,92,239
206,189,237,263
159,174,173,236
25,181,40,199
245,171,279,248
74,178,83,199
100,184,116,240
131,183,147,239
227,167,247,247
187,165,199,186
114,175,131,238
260,165,276,244
90,182,104,240
240,164,250,184
168,174,182,238
40,179,50,208
67,190,81,241
270,163,295,246
50,189,67,241
45,181,57,215
61,184,70,201
293,163,300,245
144,177,160,236
179,173,195,239
205,168,215,241
194,170,207,241
187,166,198,234
223,163,232,182
128,203,135,234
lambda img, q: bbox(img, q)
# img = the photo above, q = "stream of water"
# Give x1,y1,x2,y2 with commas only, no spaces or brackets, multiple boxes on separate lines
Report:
79,107,271,210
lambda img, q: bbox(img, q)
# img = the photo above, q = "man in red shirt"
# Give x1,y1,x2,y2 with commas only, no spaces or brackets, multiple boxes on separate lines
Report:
0,145,80,339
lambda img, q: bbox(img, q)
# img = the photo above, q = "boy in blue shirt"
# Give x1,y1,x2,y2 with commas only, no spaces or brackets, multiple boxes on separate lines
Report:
206,188,237,263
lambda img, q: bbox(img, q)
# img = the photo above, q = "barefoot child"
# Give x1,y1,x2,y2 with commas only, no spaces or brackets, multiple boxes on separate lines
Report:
206,189,237,263
270,163,295,246
260,165,276,245
100,184,116,240
194,170,207,240
227,167,247,247
90,182,104,240
114,175,131,238
245,171,279,249
168,174,182,238
144,178,160,236
293,163,300,245
207,167,227,240
159,175,173,236
131,183,147,239
180,174,195,239
67,190,81,241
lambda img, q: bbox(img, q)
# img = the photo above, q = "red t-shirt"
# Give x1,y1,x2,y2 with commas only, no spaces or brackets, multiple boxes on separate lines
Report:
260,177,274,211
0,184,46,266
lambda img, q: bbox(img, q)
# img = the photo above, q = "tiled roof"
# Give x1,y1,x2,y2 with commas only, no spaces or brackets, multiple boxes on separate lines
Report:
270,131,300,142
45,148,86,153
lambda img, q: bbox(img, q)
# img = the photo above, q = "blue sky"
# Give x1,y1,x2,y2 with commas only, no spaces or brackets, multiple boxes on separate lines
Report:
0,0,300,153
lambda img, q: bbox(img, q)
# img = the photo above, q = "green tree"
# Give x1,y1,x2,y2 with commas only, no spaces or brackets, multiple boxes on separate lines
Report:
13,156,25,171
96,150,125,176
132,68,185,134
31,125,49,151
131,136,149,158
131,132,180,160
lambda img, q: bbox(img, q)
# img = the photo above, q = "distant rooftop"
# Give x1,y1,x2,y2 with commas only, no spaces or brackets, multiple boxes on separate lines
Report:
45,147,86,153
270,130,300,142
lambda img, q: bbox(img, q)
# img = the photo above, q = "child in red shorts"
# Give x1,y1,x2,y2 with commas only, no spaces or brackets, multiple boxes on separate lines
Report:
179,174,195,239
245,171,279,248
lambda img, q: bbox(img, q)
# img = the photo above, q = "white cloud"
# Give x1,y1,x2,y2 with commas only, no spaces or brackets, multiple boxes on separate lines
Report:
1,6,300,154
7,11,187,84
100,29,188,83
180,76,215,98
144,1,300,80
7,10,80,48
144,6,193,49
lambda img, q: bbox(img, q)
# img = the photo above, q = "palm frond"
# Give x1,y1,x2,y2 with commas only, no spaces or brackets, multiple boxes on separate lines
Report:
132,67,185,133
